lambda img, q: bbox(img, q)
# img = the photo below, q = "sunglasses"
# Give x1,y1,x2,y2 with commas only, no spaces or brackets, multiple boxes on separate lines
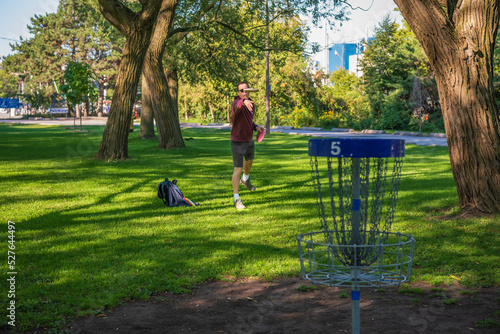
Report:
238,89,246,93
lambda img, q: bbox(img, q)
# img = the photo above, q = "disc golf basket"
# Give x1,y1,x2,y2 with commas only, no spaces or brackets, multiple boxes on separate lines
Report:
297,138,415,334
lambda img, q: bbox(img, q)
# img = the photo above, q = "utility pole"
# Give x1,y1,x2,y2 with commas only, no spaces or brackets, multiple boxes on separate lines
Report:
325,22,329,82
265,0,271,135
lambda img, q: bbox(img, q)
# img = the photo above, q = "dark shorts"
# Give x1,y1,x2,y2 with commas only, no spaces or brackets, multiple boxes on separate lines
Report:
231,140,255,168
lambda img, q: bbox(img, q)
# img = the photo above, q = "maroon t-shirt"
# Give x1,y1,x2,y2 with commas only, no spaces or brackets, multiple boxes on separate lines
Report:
230,96,257,142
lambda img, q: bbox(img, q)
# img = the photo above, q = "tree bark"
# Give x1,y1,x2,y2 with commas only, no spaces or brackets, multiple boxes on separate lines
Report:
97,77,105,117
166,65,179,120
209,102,215,122
84,98,89,117
394,0,500,215
96,0,162,160
140,72,157,139
226,94,230,123
142,0,185,149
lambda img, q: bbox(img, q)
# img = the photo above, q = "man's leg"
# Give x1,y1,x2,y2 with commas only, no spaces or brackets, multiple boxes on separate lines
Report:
232,166,246,209
232,167,243,195
240,159,256,191
243,159,253,177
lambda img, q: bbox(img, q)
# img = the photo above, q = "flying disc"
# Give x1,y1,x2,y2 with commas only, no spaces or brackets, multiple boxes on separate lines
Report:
244,88,259,92
256,130,265,142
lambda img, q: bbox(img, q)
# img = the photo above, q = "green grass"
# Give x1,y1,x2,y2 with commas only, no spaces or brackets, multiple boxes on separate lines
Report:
0,123,499,332
475,318,500,328
297,284,317,292
398,285,425,295
442,298,459,305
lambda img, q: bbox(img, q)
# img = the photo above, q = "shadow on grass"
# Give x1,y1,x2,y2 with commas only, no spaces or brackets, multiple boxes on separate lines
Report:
1,124,498,331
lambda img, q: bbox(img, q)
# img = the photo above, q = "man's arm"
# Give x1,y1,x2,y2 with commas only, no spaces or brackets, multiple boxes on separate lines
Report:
233,98,254,116
253,123,264,132
243,99,254,113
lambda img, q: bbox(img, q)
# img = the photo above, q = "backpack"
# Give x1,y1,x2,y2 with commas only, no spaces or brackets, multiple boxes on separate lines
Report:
157,178,197,207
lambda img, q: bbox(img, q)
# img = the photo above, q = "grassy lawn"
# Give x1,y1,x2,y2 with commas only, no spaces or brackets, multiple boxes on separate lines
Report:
0,123,498,332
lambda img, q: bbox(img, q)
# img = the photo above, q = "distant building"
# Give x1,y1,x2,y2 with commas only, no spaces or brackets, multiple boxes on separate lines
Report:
328,39,370,77
308,38,373,83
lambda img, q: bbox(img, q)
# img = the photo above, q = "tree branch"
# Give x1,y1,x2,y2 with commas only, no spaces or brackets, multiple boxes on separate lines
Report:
98,0,162,36
339,0,374,11
167,0,220,40
97,0,137,35
214,20,297,53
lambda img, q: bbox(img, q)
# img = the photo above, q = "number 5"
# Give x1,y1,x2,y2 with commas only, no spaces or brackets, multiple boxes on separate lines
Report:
331,141,341,156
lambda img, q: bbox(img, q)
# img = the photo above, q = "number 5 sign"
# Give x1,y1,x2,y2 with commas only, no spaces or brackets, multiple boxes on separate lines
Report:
330,141,341,156
308,138,405,158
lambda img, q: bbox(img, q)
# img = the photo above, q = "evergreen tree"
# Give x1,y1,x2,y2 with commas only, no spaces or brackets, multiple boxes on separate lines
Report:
0,69,18,98
3,0,123,116
56,0,124,116
360,15,426,129
3,13,65,112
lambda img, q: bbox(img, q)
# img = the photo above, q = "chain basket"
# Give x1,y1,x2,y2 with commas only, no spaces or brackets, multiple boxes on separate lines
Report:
298,138,415,333
298,230,415,287
309,150,405,267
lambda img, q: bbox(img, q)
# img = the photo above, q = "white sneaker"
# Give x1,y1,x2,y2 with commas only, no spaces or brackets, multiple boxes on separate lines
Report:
234,198,246,209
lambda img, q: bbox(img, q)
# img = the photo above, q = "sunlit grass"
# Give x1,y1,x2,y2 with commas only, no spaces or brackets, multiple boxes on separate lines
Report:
0,123,498,332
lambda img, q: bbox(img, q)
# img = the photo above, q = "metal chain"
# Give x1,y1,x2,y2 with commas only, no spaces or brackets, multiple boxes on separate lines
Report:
310,156,329,235
326,158,337,233
309,154,404,267
384,157,404,229
369,158,388,233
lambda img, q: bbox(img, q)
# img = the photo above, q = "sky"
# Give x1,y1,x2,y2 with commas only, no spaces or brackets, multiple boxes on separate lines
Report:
0,0,402,59
306,0,403,69
0,0,59,58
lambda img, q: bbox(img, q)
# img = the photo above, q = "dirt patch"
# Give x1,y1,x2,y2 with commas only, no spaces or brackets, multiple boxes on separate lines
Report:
64,277,499,334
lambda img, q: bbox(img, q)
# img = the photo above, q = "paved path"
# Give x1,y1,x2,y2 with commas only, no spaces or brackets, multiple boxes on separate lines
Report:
0,117,448,147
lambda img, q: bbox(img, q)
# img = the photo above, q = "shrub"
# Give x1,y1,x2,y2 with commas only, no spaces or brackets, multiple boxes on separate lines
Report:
286,106,317,128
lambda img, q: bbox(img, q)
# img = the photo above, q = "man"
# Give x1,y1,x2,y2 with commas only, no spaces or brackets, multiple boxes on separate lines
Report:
231,82,265,209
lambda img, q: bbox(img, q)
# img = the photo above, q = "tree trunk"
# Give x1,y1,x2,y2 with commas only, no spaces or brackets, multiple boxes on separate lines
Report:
96,0,162,160
66,100,74,118
97,32,148,159
84,98,89,117
142,0,184,149
226,93,230,122
166,66,179,119
209,102,215,122
97,77,104,117
394,0,500,215
140,72,157,139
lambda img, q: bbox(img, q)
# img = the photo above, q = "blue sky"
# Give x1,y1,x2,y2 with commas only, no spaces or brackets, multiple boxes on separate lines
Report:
307,0,402,45
0,0,59,57
306,0,403,69
0,0,402,58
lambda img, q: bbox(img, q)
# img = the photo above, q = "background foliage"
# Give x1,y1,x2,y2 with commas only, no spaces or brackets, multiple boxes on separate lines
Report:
6,4,500,131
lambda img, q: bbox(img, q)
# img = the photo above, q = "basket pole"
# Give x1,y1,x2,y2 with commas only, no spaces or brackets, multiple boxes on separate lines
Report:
351,267,360,334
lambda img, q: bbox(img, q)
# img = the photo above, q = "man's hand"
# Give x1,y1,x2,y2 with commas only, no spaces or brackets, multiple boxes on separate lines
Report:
257,126,265,132
243,99,254,112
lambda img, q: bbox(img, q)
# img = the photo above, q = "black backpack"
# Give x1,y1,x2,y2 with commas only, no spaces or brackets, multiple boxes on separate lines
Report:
157,178,197,207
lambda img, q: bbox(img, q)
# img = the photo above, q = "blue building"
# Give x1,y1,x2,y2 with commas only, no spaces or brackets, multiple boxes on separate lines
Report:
329,43,357,71
327,39,371,76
